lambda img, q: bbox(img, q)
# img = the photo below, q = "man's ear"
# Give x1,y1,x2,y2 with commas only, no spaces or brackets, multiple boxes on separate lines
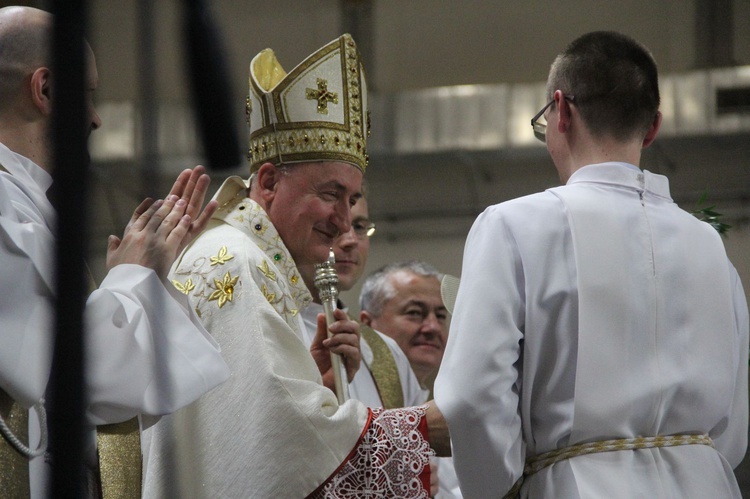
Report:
555,90,572,134
254,162,282,202
30,67,52,116
642,111,662,149
359,310,373,326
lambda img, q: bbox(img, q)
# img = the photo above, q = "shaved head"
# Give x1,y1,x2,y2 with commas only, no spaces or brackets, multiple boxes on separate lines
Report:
0,7,52,113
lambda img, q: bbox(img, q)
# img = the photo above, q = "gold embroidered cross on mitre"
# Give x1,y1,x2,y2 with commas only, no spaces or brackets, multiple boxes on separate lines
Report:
306,78,338,114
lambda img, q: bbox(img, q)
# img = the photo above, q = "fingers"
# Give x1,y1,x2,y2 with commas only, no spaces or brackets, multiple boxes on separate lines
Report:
184,169,210,220
188,198,218,239
107,234,121,252
167,168,195,200
104,235,122,271
168,166,208,220
324,312,361,381
165,214,192,249
126,198,156,232
145,195,180,232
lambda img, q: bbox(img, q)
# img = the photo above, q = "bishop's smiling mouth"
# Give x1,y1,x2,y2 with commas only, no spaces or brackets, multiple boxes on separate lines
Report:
314,227,338,241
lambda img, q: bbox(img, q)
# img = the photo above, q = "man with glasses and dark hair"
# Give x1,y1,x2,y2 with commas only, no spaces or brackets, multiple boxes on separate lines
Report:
435,31,748,498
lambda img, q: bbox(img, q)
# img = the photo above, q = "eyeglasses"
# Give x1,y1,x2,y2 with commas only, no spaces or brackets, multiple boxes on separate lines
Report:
531,94,575,143
352,220,376,239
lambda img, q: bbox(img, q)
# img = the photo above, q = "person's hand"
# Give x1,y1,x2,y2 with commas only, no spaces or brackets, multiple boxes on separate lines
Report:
164,165,218,253
106,166,218,279
429,457,440,497
106,195,193,279
310,308,362,391
425,400,451,457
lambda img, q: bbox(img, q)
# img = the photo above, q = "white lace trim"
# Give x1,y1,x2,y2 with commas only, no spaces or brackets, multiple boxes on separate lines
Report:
311,405,434,498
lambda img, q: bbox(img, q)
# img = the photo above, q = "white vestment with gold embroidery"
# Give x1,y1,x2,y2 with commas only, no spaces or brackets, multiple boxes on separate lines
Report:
143,176,433,498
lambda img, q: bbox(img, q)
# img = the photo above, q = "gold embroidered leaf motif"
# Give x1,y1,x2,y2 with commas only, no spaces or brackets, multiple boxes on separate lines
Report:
261,284,276,304
208,272,239,308
210,246,234,266
257,260,277,281
172,278,195,295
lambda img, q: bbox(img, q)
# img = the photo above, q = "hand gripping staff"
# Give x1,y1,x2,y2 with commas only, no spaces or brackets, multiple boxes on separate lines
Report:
314,249,350,404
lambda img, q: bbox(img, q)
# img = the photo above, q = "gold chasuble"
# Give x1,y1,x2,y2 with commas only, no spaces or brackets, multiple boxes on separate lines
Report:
97,418,141,498
359,325,405,409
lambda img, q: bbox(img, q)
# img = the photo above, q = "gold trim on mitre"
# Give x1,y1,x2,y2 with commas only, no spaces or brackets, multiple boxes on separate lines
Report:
247,34,369,174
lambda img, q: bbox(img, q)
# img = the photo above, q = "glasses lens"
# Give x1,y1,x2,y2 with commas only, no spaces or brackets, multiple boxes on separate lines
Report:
531,99,553,144
352,221,375,238
532,123,546,143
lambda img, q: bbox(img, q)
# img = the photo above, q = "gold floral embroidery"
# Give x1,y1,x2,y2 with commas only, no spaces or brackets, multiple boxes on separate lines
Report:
257,260,277,281
208,271,239,308
261,284,276,304
172,278,195,295
210,246,234,266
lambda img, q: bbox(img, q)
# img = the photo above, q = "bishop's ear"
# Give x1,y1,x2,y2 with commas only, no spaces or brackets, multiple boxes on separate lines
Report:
254,162,284,202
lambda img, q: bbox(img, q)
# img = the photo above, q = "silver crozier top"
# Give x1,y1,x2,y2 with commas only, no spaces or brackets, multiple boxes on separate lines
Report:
313,249,339,305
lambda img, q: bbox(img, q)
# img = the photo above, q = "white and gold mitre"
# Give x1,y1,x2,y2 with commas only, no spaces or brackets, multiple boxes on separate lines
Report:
246,33,370,174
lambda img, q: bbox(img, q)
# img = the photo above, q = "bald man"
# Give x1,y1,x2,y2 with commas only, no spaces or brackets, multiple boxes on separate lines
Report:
0,6,229,497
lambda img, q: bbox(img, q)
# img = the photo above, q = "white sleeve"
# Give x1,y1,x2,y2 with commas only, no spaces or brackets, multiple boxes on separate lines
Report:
0,174,229,421
84,264,230,425
711,264,749,466
434,207,525,498
0,178,56,408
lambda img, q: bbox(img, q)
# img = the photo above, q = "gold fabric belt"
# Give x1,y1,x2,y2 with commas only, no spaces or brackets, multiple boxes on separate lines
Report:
0,388,30,497
503,433,714,499
97,417,142,499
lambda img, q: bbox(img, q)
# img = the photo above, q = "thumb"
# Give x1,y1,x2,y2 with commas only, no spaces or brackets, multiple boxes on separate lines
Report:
107,235,121,252
312,313,329,349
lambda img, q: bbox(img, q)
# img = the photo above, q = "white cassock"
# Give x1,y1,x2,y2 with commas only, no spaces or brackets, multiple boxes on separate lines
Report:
143,176,433,498
0,142,230,497
435,162,749,499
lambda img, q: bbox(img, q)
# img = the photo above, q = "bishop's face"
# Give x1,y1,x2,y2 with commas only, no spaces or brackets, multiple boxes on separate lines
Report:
265,161,363,268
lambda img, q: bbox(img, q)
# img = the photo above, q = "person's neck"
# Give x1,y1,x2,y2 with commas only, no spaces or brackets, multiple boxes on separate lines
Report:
0,122,50,172
561,138,643,184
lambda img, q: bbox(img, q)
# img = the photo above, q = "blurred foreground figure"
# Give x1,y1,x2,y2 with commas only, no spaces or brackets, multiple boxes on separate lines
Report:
0,5,229,497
